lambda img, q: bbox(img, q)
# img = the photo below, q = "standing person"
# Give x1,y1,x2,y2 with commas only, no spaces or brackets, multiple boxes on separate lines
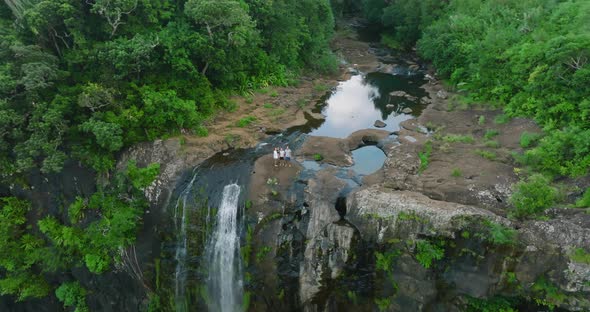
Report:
279,147,286,167
285,145,292,167
273,147,279,167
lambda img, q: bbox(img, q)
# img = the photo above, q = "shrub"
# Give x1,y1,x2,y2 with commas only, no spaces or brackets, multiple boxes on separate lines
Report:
442,134,474,144
494,114,510,125
478,115,486,125
418,141,433,173
263,103,274,109
484,129,499,140
509,174,557,219
195,125,209,137
483,220,517,246
475,149,497,160
519,132,542,148
415,240,444,268
520,127,590,177
451,168,462,177
569,248,590,264
465,296,517,312
313,153,323,161
485,140,500,148
236,116,256,127
55,282,88,312
576,188,590,208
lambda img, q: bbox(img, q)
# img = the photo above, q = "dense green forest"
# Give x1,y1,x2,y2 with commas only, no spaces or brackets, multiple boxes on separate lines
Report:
0,0,336,310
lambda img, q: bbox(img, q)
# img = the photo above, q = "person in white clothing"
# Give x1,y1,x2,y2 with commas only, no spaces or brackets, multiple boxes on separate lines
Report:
273,147,279,167
279,148,286,167
285,146,292,167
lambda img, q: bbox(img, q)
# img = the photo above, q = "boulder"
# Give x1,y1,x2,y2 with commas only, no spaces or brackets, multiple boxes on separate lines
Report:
390,90,409,97
402,107,413,114
374,120,387,128
436,90,448,99
346,187,507,243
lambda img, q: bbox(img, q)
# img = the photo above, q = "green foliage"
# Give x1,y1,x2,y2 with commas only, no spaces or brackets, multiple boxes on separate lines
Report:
375,249,401,273
241,225,253,267
263,103,274,109
0,0,337,183
451,168,462,177
55,281,88,312
569,248,590,264
482,221,517,246
418,141,432,173
532,277,567,309
494,115,510,125
236,116,256,128
484,129,499,140
478,115,486,125
509,174,557,219
485,140,500,148
126,161,160,190
0,197,50,301
416,0,590,177
415,239,444,269
374,297,392,312
255,246,273,263
519,132,542,148
465,296,516,312
397,211,425,223
474,149,497,161
442,134,474,144
313,153,324,161
519,127,590,176
576,188,590,208
147,293,162,312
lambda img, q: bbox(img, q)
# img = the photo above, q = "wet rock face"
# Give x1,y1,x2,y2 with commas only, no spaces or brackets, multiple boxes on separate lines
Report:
299,171,361,306
300,221,361,305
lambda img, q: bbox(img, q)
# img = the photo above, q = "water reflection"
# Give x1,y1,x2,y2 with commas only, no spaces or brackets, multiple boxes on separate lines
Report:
308,72,428,138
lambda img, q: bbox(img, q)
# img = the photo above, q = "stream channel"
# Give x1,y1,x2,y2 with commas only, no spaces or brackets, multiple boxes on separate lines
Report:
163,27,428,312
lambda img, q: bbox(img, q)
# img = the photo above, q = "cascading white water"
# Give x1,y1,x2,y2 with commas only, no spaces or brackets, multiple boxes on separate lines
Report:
173,170,199,309
207,184,243,312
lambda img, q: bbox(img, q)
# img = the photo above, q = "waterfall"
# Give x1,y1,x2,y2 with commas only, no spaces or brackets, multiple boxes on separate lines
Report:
173,170,199,309
207,184,243,312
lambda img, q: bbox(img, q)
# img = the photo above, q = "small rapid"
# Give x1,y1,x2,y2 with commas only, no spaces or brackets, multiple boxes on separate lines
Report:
206,184,243,312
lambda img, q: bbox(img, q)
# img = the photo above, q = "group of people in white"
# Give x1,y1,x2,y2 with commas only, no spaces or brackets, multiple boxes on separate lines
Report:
273,146,292,168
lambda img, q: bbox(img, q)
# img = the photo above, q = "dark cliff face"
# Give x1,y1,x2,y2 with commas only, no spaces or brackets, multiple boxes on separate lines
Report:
0,161,150,312
242,178,590,312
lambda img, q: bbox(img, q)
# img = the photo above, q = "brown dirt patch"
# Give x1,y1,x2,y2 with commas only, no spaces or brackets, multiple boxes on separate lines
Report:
248,154,303,207
381,81,543,212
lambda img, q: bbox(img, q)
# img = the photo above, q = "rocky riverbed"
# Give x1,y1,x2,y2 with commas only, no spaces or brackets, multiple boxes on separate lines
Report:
122,20,590,312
